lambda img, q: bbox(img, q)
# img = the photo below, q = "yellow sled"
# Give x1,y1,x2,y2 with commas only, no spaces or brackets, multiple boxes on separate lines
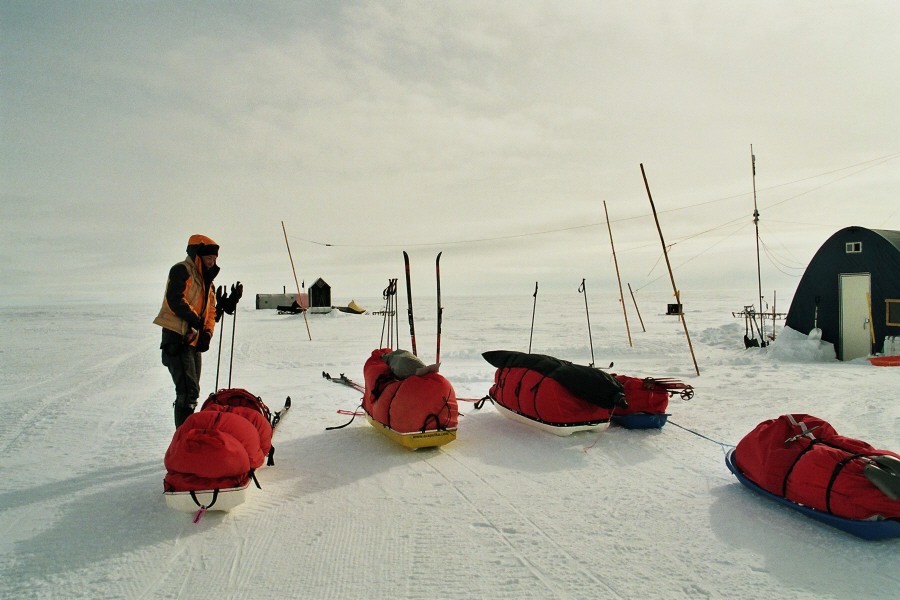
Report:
365,415,457,450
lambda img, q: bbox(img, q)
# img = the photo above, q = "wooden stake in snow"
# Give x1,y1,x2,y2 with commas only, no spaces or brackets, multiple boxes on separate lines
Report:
639,164,700,376
281,220,312,341
628,283,646,332
603,201,633,348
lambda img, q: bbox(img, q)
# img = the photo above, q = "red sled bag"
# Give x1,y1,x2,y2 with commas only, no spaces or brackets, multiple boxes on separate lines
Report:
363,348,458,434
482,350,625,427
202,404,272,467
201,388,272,423
163,411,257,492
201,388,275,465
612,375,669,415
734,414,900,521
488,363,612,426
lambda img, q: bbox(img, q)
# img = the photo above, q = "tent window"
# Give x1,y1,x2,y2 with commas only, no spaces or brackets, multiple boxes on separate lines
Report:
845,241,862,253
887,299,900,326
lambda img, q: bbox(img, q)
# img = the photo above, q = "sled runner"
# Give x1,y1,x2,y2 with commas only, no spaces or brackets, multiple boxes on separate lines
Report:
490,402,609,436
726,414,900,540
163,485,252,514
726,450,900,540
365,414,456,449
610,412,670,430
164,389,289,516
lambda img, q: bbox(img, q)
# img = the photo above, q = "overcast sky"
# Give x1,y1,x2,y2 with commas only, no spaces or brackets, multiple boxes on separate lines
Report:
2,1,898,310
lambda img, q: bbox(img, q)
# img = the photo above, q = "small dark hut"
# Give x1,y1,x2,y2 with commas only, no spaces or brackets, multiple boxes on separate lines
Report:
785,226,900,360
309,278,332,310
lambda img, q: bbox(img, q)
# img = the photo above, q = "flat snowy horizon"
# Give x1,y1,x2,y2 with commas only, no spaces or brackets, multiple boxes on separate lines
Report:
1,288,897,599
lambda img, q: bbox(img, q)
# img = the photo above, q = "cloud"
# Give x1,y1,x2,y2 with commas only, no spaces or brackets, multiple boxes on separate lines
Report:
1,1,898,307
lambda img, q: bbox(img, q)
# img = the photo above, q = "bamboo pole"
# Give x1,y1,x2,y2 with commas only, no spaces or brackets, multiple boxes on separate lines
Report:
628,283,646,332
640,164,700,376
603,201,633,347
281,221,312,340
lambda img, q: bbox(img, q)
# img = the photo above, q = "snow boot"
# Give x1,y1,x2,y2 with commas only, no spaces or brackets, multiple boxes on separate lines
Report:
174,395,197,428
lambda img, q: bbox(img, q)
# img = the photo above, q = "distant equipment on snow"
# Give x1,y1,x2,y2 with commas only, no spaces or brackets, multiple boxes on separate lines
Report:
256,280,366,315
256,286,303,310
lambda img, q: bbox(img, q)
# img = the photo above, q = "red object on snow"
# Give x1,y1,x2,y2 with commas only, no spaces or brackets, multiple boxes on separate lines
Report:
734,414,900,521
488,366,612,426
164,389,274,494
612,375,670,416
362,348,458,434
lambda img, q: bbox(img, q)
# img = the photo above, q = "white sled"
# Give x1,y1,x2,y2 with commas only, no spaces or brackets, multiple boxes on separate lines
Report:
164,484,250,513
494,403,608,437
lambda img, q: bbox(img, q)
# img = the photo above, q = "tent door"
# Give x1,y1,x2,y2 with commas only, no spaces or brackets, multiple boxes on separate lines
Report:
839,273,872,361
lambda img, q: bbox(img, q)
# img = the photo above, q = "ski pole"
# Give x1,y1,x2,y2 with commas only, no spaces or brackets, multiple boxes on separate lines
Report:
380,279,391,348
228,306,237,388
380,278,397,349
578,278,595,367
214,284,226,390
528,281,538,353
215,314,225,390
386,281,394,348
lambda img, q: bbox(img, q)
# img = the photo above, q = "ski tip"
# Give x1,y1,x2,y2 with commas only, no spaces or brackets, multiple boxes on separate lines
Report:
437,251,442,260
285,396,292,407
403,250,409,258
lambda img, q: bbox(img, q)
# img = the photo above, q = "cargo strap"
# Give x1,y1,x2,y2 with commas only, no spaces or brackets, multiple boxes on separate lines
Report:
190,488,219,510
190,489,219,524
326,403,364,430
188,471,261,523
782,437,880,514
786,414,821,442
420,393,455,433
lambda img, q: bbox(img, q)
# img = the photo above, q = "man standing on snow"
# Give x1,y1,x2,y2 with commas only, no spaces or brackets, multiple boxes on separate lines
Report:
154,234,220,427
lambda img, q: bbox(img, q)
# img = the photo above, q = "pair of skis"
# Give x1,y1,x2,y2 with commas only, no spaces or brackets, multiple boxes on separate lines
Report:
403,250,442,363
270,396,292,430
322,371,365,430
322,371,365,394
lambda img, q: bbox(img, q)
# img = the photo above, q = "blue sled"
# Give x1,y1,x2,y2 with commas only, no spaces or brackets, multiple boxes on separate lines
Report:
725,449,900,541
611,412,668,429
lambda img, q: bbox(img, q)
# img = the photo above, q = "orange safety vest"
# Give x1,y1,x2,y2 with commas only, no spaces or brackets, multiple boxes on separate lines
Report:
153,256,216,344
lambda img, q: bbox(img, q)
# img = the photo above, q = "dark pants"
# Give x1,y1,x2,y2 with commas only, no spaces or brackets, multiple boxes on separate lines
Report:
162,343,202,427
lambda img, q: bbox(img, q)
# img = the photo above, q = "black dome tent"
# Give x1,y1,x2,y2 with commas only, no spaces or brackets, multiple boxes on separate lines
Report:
785,226,900,361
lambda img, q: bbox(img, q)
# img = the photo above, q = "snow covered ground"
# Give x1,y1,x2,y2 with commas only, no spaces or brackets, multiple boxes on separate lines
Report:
1,288,897,599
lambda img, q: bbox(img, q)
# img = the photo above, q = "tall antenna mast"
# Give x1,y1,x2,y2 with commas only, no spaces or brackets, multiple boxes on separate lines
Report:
751,144,764,340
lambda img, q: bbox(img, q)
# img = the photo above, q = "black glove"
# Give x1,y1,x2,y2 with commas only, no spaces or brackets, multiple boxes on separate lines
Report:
196,330,212,353
215,286,227,322
225,282,243,314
